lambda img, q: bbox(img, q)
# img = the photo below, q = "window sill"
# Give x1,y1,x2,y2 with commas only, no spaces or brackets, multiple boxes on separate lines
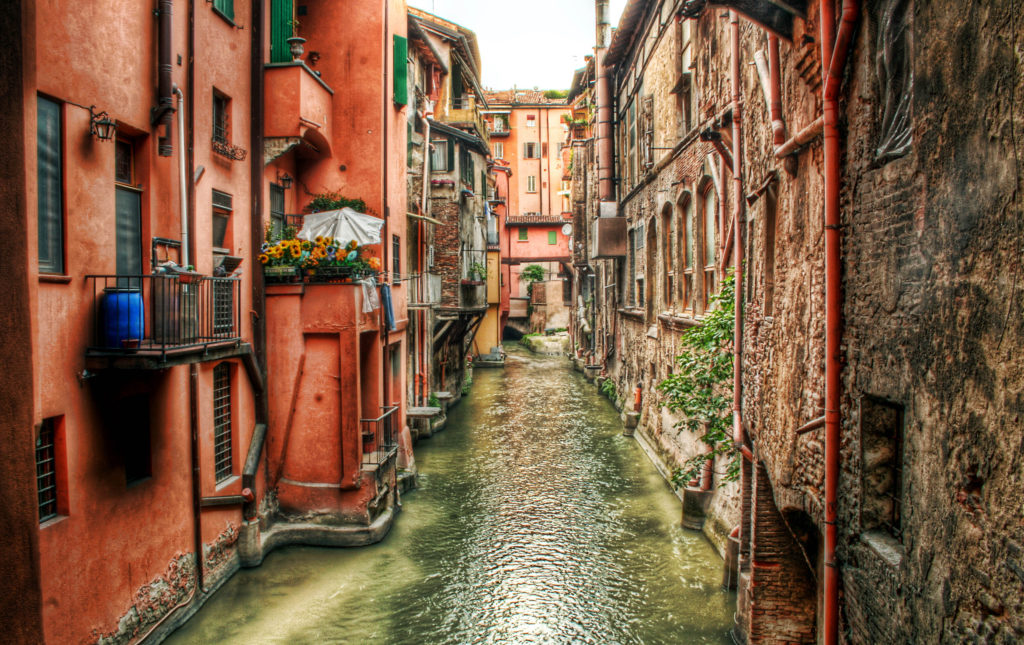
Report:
860,529,904,568
658,312,701,330
39,274,72,284
39,514,68,530
618,308,645,321
216,474,240,492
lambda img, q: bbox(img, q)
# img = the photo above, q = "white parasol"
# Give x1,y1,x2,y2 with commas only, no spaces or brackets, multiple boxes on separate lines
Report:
296,208,385,246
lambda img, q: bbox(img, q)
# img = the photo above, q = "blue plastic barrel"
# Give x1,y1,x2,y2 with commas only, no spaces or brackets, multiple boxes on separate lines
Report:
101,287,144,348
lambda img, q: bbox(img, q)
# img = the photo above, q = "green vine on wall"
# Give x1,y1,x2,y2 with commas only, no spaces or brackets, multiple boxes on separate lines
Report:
656,271,738,488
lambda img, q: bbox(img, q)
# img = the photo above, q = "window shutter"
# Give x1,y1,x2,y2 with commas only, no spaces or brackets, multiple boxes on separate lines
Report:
393,35,408,105
447,136,455,171
115,187,143,276
548,231,557,245
213,0,234,21
270,0,293,63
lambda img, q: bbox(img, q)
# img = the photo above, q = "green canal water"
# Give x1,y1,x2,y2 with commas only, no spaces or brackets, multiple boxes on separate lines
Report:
166,348,734,644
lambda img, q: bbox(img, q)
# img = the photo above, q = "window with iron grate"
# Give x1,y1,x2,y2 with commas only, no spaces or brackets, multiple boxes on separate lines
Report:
36,418,58,522
213,363,233,483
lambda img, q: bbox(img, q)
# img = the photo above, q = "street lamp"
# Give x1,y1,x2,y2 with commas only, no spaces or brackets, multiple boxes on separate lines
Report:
89,107,117,141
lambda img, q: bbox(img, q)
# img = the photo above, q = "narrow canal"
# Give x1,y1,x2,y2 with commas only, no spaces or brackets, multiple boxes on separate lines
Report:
167,348,734,644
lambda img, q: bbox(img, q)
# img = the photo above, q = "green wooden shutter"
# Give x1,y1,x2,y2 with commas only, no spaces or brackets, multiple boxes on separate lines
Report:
447,136,455,171
393,35,408,105
548,231,557,245
213,0,234,21
270,0,293,63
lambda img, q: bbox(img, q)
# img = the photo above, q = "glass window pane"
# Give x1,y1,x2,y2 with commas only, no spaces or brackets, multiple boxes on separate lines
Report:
37,97,63,274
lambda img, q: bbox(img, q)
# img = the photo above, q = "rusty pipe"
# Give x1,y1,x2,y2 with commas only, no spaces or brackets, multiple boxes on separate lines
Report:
730,11,744,449
768,34,785,146
774,115,824,158
595,0,614,202
821,1,860,644
156,0,174,156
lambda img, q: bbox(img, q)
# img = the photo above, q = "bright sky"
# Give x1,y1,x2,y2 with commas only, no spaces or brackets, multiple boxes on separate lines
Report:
408,0,628,91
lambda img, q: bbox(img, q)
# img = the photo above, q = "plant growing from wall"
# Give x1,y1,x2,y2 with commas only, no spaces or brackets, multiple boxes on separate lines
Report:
304,191,368,215
520,264,546,297
600,378,617,402
656,271,738,487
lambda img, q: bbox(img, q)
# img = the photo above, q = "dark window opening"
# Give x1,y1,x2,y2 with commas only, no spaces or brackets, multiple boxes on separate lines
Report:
861,396,904,540
392,234,401,283
119,395,152,486
213,92,230,145
37,96,64,274
212,189,232,251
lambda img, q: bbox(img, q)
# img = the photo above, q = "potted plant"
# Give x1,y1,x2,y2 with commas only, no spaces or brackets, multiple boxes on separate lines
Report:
297,236,382,283
469,261,487,282
259,234,305,283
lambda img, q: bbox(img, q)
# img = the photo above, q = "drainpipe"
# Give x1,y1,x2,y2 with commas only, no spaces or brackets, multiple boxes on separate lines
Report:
154,0,174,157
189,364,205,592
420,107,432,405
595,0,613,202
821,1,860,643
767,34,785,147
729,11,744,452
173,86,189,269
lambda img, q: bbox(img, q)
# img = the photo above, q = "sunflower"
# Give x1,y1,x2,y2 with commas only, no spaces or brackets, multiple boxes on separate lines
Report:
258,253,269,264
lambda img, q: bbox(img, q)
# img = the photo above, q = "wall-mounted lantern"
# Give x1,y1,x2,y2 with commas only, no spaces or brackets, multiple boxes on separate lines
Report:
89,107,117,141
277,172,293,189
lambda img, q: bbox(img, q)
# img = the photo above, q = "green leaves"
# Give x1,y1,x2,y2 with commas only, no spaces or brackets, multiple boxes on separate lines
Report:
656,271,739,486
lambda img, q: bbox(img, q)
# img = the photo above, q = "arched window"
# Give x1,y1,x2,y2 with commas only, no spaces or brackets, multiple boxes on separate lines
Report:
678,194,695,311
702,185,717,309
662,202,674,308
645,216,658,321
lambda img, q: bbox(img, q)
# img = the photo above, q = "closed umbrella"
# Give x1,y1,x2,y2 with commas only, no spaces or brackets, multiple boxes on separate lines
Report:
297,207,384,246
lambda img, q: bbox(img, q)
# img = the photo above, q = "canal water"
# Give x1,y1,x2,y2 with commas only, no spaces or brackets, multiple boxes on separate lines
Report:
167,348,734,644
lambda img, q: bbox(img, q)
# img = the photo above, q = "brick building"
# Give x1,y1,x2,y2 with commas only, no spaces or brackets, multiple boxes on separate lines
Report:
570,0,1024,643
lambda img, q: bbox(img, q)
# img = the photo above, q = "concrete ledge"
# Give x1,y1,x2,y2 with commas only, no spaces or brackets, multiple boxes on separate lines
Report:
681,487,714,530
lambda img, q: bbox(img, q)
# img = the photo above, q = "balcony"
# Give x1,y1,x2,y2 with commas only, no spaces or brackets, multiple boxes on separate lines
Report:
446,95,490,146
85,274,243,369
361,405,398,471
265,61,334,154
408,272,442,309
590,203,627,259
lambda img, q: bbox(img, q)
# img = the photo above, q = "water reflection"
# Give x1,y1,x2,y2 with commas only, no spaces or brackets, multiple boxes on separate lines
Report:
167,348,733,644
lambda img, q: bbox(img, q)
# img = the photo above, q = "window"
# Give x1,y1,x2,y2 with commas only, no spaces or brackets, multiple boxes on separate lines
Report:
518,227,528,241
493,142,504,159
548,231,557,245
861,397,904,541
703,187,717,306
460,147,474,188
393,35,408,106
213,363,233,483
492,115,507,132
36,418,59,522
213,0,234,22
523,142,539,159
628,228,637,307
526,114,536,127
527,175,537,193
118,395,151,485
430,139,449,172
392,234,401,282
662,204,674,307
269,183,285,238
212,189,232,251
628,100,637,188
213,91,230,145
115,140,142,278
682,196,695,310
37,97,63,274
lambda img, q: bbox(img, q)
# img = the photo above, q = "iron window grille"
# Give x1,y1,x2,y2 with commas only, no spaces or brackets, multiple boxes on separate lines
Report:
392,234,401,283
213,363,233,483
36,418,58,522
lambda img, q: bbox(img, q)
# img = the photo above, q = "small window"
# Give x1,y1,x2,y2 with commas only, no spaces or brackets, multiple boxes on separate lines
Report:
36,418,60,522
115,140,134,185
269,183,285,239
861,397,904,541
212,189,232,251
213,91,230,145
548,231,557,245
526,114,536,127
430,140,449,172
392,234,401,282
524,142,539,158
518,227,528,241
37,96,64,274
527,176,537,193
493,142,504,159
213,363,233,483
118,395,152,486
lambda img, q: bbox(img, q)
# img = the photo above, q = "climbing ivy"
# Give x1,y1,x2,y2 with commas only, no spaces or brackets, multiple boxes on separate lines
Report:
656,271,739,487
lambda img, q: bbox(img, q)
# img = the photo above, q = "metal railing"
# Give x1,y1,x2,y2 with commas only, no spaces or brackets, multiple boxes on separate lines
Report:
408,272,442,308
360,405,398,469
85,274,242,359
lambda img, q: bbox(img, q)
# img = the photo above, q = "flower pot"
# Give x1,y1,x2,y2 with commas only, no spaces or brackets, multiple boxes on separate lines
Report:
307,265,354,283
264,265,300,284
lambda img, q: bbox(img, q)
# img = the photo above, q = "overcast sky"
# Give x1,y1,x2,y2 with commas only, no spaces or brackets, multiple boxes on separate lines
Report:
408,0,628,91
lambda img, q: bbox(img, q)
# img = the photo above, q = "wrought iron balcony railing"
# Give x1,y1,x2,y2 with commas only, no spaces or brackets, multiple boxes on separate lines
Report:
85,274,242,362
360,405,399,470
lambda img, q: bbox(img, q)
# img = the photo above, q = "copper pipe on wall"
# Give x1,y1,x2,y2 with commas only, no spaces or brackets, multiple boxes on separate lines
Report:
155,0,174,156
774,115,823,158
595,0,614,201
767,34,785,147
821,0,860,642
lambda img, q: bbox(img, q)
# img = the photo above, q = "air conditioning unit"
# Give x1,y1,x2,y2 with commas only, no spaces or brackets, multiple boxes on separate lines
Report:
590,201,626,259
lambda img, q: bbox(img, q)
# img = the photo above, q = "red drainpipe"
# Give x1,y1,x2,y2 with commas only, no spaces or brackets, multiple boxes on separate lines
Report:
729,12,744,451
767,34,785,147
821,1,860,643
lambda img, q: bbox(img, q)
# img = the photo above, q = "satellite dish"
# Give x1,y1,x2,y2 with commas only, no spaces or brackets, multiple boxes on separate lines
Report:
561,223,573,236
